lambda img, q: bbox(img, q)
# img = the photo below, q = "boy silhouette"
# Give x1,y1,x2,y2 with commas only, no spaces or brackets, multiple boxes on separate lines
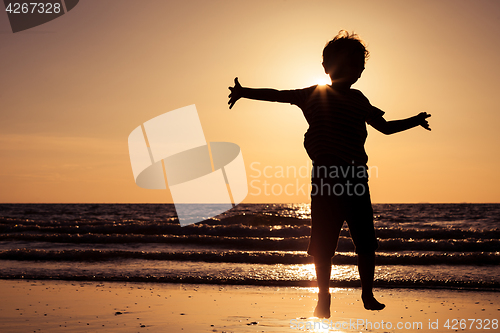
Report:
228,30,431,318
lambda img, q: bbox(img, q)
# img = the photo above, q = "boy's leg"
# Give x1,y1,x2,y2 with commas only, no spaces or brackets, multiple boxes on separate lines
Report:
313,255,332,318
308,190,342,297
357,252,385,310
314,255,332,294
308,197,342,318
308,157,346,318
344,180,384,310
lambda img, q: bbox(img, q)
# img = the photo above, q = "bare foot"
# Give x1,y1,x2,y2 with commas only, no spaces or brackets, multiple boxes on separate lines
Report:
313,293,331,318
361,294,385,310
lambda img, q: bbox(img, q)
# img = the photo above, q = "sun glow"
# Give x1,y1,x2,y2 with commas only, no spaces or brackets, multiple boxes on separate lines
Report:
314,75,331,86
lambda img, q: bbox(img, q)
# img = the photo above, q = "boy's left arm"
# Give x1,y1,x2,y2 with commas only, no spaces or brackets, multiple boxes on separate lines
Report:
369,112,431,135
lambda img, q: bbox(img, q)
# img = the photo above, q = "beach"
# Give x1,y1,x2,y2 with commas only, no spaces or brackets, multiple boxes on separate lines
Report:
1,279,498,333
0,203,499,332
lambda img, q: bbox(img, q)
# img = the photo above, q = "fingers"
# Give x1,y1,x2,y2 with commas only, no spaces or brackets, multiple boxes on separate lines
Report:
228,85,234,108
422,120,431,131
228,77,239,92
228,78,239,90
228,78,241,109
418,112,431,130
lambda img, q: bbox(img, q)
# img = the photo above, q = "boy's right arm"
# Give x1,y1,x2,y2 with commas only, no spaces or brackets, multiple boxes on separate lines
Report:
228,77,293,109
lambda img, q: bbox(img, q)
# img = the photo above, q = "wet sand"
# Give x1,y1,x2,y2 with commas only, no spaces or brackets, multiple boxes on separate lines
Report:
0,279,498,332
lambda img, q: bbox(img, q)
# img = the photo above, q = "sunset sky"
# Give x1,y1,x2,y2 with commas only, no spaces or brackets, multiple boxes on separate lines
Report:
1,0,499,203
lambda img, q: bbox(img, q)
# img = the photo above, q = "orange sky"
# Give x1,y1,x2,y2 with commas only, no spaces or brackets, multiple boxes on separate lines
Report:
1,0,499,203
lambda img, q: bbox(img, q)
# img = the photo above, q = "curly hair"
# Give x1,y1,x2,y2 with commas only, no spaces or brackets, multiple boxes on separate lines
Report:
322,30,369,68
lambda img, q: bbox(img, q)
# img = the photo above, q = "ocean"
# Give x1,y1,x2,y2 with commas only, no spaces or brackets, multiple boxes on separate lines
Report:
0,203,498,291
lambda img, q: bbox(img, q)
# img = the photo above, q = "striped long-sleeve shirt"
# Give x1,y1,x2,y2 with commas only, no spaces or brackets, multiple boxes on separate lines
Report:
287,85,384,166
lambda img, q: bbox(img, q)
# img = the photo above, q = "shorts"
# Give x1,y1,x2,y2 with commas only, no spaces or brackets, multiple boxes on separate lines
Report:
307,155,378,258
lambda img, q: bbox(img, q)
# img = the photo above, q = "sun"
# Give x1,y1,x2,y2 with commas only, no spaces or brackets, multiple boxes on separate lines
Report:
315,75,331,86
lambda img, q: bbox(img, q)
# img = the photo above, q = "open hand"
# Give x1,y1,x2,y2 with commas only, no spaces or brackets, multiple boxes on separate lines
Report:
228,77,242,109
417,112,431,131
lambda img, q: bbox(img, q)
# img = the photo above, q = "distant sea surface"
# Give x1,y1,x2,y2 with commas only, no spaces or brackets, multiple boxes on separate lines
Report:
0,203,499,291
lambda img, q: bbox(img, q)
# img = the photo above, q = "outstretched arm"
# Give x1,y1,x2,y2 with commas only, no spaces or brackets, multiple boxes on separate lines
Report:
370,112,431,134
228,77,293,109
